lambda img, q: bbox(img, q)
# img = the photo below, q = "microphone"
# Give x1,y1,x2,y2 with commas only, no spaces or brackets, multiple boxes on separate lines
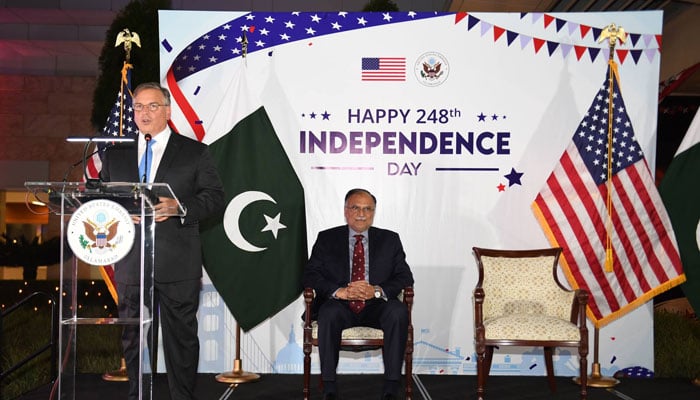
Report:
142,133,152,183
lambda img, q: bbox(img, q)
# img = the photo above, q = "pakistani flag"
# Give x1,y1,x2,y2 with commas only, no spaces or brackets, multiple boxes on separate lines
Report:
200,63,307,332
659,108,700,314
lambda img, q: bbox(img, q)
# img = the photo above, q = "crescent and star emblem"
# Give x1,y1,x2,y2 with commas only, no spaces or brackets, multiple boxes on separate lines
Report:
223,191,287,253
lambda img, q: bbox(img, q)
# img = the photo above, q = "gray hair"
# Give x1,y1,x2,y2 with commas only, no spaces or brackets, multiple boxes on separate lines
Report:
133,82,171,106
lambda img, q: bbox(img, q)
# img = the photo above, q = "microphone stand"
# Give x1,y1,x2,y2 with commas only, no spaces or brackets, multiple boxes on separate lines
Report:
61,146,103,182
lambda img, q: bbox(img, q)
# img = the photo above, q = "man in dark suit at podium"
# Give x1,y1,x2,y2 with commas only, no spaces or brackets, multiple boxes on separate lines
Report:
303,188,414,400
100,82,224,400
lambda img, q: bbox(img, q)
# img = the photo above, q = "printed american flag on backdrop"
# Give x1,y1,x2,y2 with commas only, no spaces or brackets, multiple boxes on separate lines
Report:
361,57,406,81
532,63,685,328
85,65,138,303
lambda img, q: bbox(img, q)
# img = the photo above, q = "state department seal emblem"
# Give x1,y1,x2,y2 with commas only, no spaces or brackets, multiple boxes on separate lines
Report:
67,199,135,266
414,52,449,87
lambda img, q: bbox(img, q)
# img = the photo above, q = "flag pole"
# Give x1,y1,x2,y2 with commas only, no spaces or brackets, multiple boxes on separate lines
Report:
102,28,141,383
215,322,260,395
213,28,259,392
573,23,629,389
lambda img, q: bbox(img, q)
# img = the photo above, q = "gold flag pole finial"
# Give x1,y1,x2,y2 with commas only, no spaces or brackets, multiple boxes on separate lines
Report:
115,28,142,63
597,23,627,61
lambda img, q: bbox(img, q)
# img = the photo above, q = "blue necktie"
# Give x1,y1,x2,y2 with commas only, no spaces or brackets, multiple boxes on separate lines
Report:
139,138,155,183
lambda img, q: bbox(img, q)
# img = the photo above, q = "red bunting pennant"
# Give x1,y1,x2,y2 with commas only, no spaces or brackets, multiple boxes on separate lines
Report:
580,24,591,39
616,49,629,64
543,14,554,28
494,26,505,42
533,38,545,53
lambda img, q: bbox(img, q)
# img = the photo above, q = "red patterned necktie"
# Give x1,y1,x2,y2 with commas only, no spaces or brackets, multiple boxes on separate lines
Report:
350,234,365,313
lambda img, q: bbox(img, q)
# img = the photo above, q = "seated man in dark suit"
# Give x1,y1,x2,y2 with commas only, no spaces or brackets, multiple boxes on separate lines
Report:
303,188,414,400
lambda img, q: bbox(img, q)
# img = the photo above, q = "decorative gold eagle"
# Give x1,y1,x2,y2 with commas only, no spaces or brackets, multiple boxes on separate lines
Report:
83,218,120,249
115,29,141,62
597,23,627,48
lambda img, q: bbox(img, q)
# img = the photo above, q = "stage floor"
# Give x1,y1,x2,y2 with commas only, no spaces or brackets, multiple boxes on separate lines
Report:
19,373,700,399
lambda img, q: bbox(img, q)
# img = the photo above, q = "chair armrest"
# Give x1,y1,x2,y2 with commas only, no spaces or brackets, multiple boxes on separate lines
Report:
303,287,315,327
403,286,414,306
473,287,486,349
570,288,588,325
403,286,414,323
473,287,485,325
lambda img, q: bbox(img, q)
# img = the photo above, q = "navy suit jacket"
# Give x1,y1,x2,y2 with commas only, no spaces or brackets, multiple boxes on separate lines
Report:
99,132,224,284
302,225,414,318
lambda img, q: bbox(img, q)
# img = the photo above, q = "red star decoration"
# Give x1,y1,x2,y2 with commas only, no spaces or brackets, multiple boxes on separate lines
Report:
497,183,506,192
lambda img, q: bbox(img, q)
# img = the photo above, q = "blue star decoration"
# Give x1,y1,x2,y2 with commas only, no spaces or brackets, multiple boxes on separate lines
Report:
504,168,524,187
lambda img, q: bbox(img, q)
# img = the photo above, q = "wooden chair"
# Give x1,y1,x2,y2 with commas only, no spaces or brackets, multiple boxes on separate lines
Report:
302,286,414,400
472,247,588,400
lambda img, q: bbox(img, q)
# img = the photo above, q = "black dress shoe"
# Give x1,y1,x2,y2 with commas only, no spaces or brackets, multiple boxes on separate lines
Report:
323,393,337,400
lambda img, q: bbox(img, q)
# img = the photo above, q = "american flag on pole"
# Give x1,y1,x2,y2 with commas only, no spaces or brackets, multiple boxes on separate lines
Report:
361,57,406,81
532,62,685,328
86,62,138,302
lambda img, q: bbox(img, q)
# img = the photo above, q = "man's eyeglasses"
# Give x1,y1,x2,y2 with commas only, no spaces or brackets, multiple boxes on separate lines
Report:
346,205,375,213
133,103,168,112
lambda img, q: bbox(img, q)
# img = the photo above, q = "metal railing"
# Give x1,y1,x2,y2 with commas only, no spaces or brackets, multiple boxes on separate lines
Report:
0,291,58,393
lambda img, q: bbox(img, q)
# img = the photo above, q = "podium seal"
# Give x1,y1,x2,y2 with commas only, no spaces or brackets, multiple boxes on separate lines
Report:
67,199,135,266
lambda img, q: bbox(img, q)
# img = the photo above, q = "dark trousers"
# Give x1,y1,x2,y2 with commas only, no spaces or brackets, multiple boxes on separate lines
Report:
118,279,201,400
316,298,408,383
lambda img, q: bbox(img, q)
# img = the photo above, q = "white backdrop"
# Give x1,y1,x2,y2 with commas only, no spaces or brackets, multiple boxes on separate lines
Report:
158,10,662,376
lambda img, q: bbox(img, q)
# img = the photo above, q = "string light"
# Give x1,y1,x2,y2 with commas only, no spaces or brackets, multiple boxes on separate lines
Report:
2,281,117,316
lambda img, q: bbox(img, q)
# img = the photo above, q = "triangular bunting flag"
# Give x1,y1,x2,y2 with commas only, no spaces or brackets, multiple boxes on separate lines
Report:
533,38,545,53
467,15,479,31
494,26,506,42
480,21,492,37
588,47,601,62
455,12,467,25
506,30,518,46
543,14,554,28
630,49,643,64
555,18,566,32
630,33,641,47
520,34,532,49
617,49,629,64
580,24,591,39
560,43,573,59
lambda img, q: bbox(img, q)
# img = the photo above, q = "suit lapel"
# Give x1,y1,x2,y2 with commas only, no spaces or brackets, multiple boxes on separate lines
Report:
340,226,351,282
367,227,376,272
153,131,181,182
